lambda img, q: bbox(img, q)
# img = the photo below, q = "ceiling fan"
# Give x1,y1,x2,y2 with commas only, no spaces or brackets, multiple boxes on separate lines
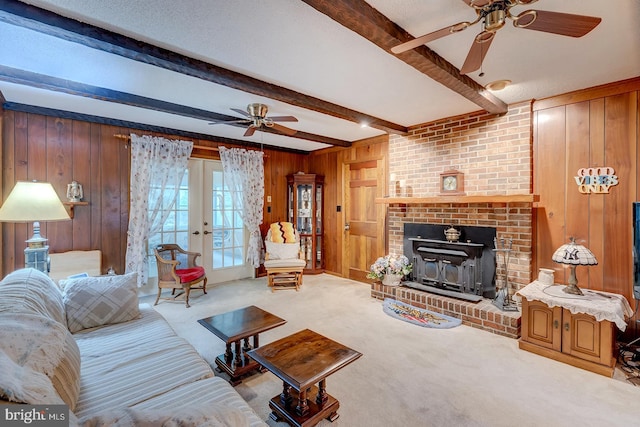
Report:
391,0,601,75
209,103,298,137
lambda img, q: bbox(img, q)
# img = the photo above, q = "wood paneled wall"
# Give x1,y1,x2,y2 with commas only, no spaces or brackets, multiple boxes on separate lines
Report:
1,110,306,277
533,77,640,336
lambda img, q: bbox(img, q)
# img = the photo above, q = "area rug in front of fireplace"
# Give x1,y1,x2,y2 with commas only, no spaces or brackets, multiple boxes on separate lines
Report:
383,298,462,329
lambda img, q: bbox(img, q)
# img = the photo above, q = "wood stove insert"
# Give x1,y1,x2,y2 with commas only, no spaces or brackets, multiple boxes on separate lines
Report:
403,224,496,301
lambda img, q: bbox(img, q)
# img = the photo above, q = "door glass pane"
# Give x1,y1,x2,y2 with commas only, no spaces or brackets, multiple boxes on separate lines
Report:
147,169,189,278
211,168,245,268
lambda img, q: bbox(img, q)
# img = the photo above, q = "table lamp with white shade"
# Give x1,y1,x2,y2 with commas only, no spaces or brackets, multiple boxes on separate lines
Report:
0,181,71,273
552,237,598,296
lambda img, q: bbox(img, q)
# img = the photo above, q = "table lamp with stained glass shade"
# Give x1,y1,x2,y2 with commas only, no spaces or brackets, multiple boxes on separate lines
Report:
0,181,71,273
552,237,598,296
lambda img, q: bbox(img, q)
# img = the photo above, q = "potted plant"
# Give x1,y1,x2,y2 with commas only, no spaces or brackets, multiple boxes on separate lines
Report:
367,254,412,286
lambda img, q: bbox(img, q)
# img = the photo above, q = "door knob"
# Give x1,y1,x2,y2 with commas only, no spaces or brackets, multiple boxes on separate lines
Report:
192,231,200,235
203,230,211,235
344,223,350,230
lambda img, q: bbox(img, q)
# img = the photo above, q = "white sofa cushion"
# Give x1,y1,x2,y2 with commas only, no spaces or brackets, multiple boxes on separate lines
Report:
0,312,81,410
80,401,251,427
62,273,140,333
0,268,66,325
131,377,266,427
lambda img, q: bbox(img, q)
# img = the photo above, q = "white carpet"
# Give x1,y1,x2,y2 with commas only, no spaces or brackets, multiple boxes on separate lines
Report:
143,274,640,427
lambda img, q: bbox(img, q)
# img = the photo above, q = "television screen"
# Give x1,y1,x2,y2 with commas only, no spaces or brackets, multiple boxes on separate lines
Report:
633,202,640,300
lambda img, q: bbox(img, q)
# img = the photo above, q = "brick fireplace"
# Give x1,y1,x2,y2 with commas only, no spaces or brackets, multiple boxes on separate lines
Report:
371,102,534,339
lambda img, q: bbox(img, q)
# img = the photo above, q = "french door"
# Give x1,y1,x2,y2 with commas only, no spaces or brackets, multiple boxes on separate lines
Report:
189,159,253,283
148,159,252,286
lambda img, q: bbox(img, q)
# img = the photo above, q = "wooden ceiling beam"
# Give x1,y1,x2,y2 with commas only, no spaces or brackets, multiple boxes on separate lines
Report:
0,65,351,147
301,0,508,115
0,0,406,137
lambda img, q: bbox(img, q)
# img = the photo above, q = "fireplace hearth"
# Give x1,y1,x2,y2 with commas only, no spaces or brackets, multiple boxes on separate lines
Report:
403,223,496,301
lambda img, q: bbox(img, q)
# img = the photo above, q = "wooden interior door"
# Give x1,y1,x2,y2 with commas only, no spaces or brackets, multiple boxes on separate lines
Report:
343,159,385,282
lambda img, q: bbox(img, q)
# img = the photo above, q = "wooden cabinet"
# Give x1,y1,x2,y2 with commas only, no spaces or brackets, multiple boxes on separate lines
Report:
519,298,616,377
287,174,324,274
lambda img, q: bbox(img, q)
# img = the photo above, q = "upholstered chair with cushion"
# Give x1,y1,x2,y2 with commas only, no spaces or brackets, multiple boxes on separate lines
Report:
153,244,207,308
263,222,306,291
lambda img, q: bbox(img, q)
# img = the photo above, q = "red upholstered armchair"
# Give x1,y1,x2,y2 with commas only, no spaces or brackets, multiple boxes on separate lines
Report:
153,244,207,308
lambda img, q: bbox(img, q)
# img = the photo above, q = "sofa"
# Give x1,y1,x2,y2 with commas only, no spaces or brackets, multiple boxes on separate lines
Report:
0,268,267,426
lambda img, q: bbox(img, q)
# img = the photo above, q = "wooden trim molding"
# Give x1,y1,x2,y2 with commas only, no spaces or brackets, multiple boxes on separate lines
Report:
375,194,539,204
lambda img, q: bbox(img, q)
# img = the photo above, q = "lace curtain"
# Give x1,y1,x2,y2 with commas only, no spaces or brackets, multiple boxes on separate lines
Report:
219,146,264,268
125,134,193,286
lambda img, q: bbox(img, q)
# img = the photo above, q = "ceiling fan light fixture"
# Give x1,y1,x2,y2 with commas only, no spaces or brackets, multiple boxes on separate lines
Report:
485,79,511,91
513,10,538,28
484,9,506,32
247,103,268,118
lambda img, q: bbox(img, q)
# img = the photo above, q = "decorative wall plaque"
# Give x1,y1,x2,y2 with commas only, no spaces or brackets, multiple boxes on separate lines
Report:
574,167,618,194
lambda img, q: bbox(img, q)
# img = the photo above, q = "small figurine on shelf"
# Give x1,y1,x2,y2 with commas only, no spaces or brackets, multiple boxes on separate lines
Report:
66,180,83,202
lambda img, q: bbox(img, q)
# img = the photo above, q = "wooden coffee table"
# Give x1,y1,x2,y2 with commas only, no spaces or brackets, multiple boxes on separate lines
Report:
198,305,286,385
247,329,362,427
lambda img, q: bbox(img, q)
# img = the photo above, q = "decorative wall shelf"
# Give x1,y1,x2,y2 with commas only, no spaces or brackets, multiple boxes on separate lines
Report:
375,194,539,205
63,201,89,218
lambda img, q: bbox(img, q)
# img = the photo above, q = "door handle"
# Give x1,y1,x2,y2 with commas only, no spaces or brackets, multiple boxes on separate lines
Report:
192,231,200,235
344,223,350,231
203,230,211,235
564,322,570,331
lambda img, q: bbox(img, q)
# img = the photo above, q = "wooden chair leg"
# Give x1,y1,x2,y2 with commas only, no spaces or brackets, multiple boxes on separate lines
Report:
154,287,162,306
202,277,208,294
183,284,191,308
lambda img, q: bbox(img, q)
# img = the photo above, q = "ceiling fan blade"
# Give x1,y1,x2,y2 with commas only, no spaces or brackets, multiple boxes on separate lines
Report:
243,126,257,137
461,0,495,8
391,21,473,54
230,108,251,117
267,115,298,122
208,119,250,125
460,31,495,75
271,123,298,136
513,10,601,37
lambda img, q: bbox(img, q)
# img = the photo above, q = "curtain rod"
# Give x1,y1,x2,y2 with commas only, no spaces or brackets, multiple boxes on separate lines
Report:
113,134,219,152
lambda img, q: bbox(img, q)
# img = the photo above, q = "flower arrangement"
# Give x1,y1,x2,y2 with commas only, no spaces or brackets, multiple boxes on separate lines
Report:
367,254,412,281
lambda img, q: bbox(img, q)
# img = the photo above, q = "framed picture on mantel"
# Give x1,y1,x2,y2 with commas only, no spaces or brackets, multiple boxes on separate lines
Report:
440,170,465,195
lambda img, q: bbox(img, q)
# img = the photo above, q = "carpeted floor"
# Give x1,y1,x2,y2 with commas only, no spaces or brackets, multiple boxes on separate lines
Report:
142,274,640,427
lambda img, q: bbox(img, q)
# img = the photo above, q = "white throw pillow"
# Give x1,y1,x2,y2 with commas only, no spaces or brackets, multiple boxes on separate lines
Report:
61,273,140,333
265,240,300,260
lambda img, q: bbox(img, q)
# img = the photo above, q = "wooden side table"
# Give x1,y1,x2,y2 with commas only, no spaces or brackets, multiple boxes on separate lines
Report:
518,281,633,377
248,329,362,427
198,305,286,385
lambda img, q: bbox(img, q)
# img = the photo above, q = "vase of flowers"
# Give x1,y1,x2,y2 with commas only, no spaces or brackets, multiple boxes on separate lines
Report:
367,254,412,286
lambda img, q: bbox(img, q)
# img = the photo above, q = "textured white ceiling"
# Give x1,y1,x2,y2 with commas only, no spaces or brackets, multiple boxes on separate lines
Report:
2,0,639,151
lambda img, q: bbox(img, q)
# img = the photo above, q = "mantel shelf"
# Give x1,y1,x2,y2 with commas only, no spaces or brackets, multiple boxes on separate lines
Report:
375,194,539,205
